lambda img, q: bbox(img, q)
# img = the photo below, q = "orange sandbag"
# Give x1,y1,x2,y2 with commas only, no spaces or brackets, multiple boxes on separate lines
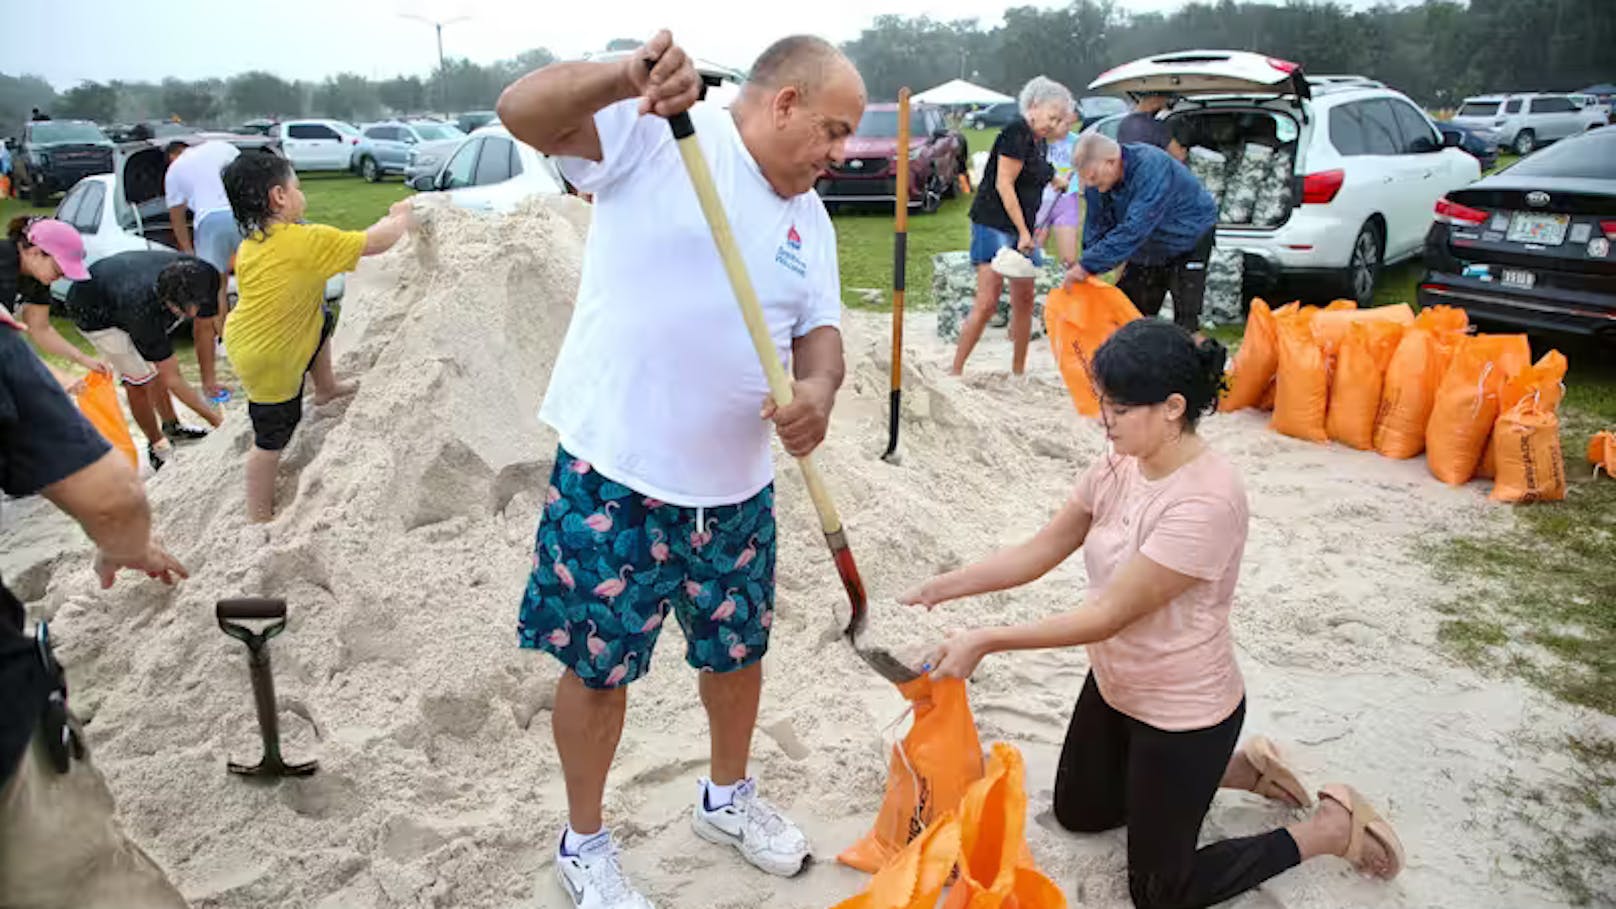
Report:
831,813,962,909
1043,280,1142,416
1326,321,1404,450
1425,334,1532,485
1491,396,1566,503
941,743,1065,909
838,675,985,873
1589,431,1616,478
1478,350,1568,478
1373,307,1469,459
1220,299,1299,412
1312,303,1414,352
1270,310,1329,443
72,371,137,469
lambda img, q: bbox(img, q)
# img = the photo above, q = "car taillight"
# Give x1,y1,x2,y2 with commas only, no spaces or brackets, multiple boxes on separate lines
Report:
1301,169,1344,204
1601,219,1616,240
1267,56,1299,74
1435,197,1489,226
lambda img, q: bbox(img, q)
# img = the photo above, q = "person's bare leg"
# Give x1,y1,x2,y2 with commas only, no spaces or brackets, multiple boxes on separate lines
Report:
1009,277,1035,375
245,447,280,523
951,266,1004,375
1054,225,1080,269
123,385,163,447
700,662,762,785
164,375,221,427
553,670,628,834
309,342,356,405
152,388,178,425
193,316,220,398
1286,793,1394,874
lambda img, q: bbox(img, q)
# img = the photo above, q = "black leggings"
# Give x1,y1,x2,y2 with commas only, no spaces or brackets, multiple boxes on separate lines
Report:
1116,228,1215,333
1052,673,1301,909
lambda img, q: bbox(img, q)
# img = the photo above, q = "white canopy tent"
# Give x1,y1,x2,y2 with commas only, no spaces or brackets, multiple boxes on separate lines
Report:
912,79,1014,106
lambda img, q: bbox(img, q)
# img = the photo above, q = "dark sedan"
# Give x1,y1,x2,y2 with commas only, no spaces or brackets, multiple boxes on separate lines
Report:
1420,128,1616,341
1437,122,1499,172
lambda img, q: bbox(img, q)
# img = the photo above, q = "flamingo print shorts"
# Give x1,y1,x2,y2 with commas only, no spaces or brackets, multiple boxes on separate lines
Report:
517,446,777,689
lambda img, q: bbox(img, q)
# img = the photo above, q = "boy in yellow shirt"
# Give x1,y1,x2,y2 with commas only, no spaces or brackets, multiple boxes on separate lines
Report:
221,153,415,521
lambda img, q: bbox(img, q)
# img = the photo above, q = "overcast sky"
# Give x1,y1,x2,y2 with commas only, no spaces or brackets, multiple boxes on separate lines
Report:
20,0,1392,90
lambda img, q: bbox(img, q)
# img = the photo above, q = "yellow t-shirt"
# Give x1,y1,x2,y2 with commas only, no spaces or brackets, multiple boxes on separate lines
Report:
225,222,365,403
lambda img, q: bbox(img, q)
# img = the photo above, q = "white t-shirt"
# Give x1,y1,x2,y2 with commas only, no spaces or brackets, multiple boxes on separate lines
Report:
164,140,240,219
540,99,842,507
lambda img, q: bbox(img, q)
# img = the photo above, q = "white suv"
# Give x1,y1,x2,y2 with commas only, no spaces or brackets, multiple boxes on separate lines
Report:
274,118,362,172
1089,51,1480,306
1449,93,1606,156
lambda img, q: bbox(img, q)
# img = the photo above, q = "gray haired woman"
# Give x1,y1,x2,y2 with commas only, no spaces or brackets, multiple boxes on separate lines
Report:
953,75,1073,376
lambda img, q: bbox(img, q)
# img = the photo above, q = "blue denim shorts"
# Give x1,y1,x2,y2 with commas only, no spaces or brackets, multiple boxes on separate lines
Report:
969,221,1045,269
194,209,245,275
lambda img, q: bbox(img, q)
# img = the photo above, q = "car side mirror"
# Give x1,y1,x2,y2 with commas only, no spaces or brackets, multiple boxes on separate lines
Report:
3,138,14,150
403,135,418,145
1441,131,1462,148
408,174,438,192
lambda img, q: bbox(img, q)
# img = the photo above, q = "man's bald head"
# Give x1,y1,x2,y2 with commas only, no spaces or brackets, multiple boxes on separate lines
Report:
733,34,867,199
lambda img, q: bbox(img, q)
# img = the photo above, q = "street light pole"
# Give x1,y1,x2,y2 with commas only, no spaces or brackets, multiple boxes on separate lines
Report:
400,13,470,106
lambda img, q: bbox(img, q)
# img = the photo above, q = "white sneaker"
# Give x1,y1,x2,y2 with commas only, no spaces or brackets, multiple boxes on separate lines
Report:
691,777,811,877
554,829,656,909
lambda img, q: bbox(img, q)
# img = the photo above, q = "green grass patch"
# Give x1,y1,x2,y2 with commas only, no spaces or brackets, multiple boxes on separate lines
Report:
296,172,412,232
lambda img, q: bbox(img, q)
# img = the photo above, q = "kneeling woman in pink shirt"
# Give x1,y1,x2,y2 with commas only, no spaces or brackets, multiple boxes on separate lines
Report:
901,319,1404,908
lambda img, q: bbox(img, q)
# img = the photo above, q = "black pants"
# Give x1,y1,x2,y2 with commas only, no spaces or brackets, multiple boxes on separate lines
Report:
1052,673,1301,909
1117,229,1215,333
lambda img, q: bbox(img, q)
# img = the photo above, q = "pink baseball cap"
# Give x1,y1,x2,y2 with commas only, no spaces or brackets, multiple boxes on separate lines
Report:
25,218,89,281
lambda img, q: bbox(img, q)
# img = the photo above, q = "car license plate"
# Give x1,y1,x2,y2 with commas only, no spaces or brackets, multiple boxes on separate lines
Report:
1501,268,1535,290
1505,211,1570,245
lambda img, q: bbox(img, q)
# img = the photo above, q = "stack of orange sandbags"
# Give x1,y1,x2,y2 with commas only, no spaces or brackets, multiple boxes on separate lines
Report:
1590,431,1616,479
1488,351,1570,503
1372,306,1470,459
1220,298,1297,413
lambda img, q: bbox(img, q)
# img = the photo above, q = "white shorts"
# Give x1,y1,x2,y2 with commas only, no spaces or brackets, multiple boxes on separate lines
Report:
81,328,159,387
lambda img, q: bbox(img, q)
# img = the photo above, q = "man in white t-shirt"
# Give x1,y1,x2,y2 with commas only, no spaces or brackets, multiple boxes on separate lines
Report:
165,139,241,400
499,29,864,909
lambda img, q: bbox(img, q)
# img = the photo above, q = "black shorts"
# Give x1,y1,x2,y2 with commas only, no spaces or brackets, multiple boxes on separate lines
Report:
246,309,334,451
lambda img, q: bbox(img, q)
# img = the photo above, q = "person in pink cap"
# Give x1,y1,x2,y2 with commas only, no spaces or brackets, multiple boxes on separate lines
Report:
2,217,105,376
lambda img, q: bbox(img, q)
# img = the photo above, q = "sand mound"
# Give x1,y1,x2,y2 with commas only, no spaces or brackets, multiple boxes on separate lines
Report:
6,199,1611,908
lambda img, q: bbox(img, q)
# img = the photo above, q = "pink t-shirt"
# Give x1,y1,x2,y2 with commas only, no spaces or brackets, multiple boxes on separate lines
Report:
1071,448,1248,731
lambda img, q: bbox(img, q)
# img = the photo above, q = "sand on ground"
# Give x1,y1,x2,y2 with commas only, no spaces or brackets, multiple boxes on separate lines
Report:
3,198,1611,909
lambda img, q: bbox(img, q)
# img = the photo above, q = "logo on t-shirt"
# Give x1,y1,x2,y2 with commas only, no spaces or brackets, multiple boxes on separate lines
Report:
776,224,807,277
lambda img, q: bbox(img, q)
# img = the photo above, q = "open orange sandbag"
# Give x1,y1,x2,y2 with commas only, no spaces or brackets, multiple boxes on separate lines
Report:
1312,302,1414,351
72,370,138,469
1478,350,1567,478
839,675,985,873
1372,306,1470,459
1589,431,1616,478
941,743,1066,909
831,813,962,909
1043,279,1142,416
1220,299,1298,411
1491,395,1566,503
1271,309,1330,443
1425,334,1532,485
1326,320,1404,450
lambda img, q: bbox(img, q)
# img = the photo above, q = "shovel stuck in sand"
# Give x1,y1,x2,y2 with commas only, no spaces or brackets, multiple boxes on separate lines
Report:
653,69,919,686
217,597,318,779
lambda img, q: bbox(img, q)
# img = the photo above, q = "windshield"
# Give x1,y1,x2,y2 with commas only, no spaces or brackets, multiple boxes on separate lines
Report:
854,111,899,138
1457,102,1500,117
31,122,109,144
411,123,464,142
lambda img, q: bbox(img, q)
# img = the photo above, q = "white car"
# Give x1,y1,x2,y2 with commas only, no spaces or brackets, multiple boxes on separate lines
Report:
275,118,362,172
406,125,569,213
1449,93,1607,156
1089,51,1480,306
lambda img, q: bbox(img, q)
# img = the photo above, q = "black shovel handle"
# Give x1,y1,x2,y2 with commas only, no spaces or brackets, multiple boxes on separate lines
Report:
217,597,287,621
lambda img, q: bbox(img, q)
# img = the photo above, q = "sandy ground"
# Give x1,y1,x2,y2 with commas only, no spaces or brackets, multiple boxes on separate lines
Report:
3,199,1612,909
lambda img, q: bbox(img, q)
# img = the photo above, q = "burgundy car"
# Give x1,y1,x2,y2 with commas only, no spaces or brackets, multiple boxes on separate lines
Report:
816,103,966,213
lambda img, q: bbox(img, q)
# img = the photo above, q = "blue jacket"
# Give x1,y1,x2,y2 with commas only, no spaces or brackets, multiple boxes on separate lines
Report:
1081,143,1218,274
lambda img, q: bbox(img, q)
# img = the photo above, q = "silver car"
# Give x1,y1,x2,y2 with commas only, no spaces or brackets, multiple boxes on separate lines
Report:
1449,93,1606,156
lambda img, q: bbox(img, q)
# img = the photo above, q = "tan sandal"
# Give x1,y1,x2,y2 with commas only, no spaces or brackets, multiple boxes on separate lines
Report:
1242,736,1313,808
1318,784,1406,879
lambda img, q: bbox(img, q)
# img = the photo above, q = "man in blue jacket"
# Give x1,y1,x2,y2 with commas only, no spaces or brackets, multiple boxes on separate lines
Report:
1066,133,1218,331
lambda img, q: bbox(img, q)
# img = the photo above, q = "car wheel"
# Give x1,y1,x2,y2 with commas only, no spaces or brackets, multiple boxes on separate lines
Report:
28,179,50,208
360,157,380,183
1343,221,1382,307
1512,130,1536,155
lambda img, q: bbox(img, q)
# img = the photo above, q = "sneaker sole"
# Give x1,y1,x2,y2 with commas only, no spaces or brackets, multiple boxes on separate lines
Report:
690,809,809,877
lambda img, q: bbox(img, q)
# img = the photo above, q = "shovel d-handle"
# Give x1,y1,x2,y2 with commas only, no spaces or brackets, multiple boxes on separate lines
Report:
217,597,287,654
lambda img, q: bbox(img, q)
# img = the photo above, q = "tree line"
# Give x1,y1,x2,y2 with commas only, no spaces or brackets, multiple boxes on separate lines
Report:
845,0,1611,108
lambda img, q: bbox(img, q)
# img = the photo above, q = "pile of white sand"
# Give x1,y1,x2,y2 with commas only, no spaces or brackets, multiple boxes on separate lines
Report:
4,198,1612,908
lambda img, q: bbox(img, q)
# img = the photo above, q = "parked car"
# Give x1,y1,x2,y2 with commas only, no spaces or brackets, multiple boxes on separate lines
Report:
406,124,569,214
1437,121,1500,172
48,135,343,306
274,118,362,171
1420,128,1615,341
1076,95,1129,129
453,111,498,134
1088,50,1481,306
962,101,1018,129
7,119,114,207
1448,93,1606,156
232,119,279,136
815,103,966,212
353,120,465,183
1080,112,1127,141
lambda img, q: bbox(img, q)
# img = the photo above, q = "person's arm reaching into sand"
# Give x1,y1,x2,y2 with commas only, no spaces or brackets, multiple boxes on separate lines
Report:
900,497,1094,608
362,201,417,256
42,451,187,588
496,29,701,160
